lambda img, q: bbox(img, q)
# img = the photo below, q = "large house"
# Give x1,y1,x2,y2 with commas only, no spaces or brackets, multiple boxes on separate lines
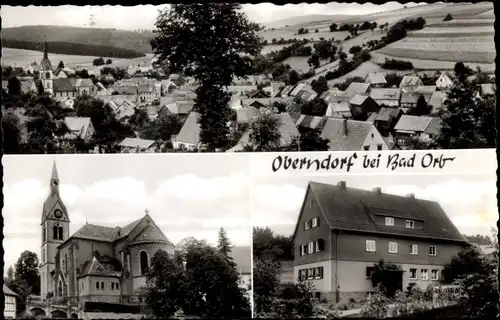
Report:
394,115,442,148
4,284,18,319
63,117,95,143
39,162,175,304
369,88,401,108
292,181,469,304
172,112,202,151
320,118,388,151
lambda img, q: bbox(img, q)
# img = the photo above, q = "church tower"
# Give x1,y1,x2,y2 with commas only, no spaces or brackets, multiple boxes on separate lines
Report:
40,161,70,299
40,36,54,96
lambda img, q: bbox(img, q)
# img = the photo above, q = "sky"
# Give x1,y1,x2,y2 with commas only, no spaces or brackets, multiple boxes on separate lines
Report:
2,154,252,271
252,174,498,240
1,2,423,30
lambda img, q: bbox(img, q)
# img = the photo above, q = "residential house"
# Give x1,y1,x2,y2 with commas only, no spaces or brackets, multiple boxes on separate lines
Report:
118,138,157,153
367,107,404,134
231,96,243,110
63,117,95,142
326,101,352,119
111,85,139,96
236,108,258,124
296,89,318,102
394,115,442,148
428,91,447,115
160,79,176,95
281,84,297,97
74,78,96,96
290,82,314,98
369,88,401,108
54,68,69,79
138,85,156,104
292,180,469,303
349,95,380,120
399,75,423,92
172,112,202,150
227,85,258,96
228,112,300,151
296,115,327,131
365,72,387,88
415,86,437,95
269,81,286,97
477,83,496,97
2,80,8,92
20,80,34,94
320,88,345,104
400,92,421,111
4,284,18,319
320,118,388,151
435,73,455,91
60,98,75,110
241,97,292,111
343,82,371,99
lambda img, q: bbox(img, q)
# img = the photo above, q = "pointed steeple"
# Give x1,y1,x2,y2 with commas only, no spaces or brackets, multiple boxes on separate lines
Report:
43,34,48,59
51,160,59,181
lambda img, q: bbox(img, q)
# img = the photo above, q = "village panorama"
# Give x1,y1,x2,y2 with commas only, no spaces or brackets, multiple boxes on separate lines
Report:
1,2,495,154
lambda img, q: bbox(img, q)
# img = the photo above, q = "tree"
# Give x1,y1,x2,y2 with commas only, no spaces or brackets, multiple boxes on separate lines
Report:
37,81,45,95
443,14,453,21
106,58,113,65
253,257,282,314
217,227,233,258
329,23,338,32
141,249,186,318
246,112,281,151
370,22,378,34
14,251,40,296
349,45,362,54
2,111,22,154
454,62,473,82
57,61,65,69
7,76,22,96
301,98,328,117
433,77,495,149
307,53,320,68
140,114,182,142
151,4,262,151
253,227,293,261
408,95,431,116
288,70,299,85
129,108,150,129
442,246,492,283
289,127,330,151
93,57,105,66
311,76,328,95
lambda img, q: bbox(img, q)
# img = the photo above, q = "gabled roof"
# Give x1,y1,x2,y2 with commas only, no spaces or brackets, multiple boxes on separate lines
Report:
320,118,377,151
394,115,441,134
294,181,468,244
327,101,351,114
349,94,370,106
53,78,76,93
479,83,496,96
296,115,327,130
176,101,195,115
376,107,402,122
401,92,421,104
369,88,401,100
344,82,371,98
64,117,92,138
4,284,18,297
118,138,156,149
79,257,120,278
75,78,94,87
241,97,291,108
138,84,154,93
281,84,296,97
399,75,422,87
415,86,436,94
366,72,387,85
175,112,201,145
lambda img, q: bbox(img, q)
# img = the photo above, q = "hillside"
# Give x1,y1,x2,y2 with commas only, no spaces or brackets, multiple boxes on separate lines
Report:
264,14,354,29
1,25,154,54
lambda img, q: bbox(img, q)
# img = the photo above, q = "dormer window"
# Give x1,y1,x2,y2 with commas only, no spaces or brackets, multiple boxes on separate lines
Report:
406,220,415,229
385,217,394,226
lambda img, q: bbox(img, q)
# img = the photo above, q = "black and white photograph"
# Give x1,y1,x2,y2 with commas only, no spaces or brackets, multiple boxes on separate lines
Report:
2,154,252,319
1,2,495,154
252,172,498,318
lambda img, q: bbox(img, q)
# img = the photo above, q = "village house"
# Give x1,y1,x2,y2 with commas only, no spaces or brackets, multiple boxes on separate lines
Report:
477,83,496,97
365,72,387,88
227,85,259,96
160,79,176,95
367,107,404,134
348,95,380,120
319,88,345,104
435,73,455,91
268,81,286,97
343,82,372,99
295,115,327,131
394,115,442,148
172,111,203,151
4,284,18,319
280,84,297,97
326,101,352,119
157,100,195,119
399,75,424,92
428,91,447,115
39,162,174,304
400,92,422,111
228,112,300,151
290,82,315,98
118,138,157,153
292,180,469,303
320,118,388,151
63,117,95,143
369,88,401,108
138,85,157,104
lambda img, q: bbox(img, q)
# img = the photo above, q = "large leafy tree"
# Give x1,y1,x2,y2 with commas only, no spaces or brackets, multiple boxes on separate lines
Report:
2,111,22,154
14,251,41,296
140,114,182,142
245,112,281,151
7,76,22,96
288,127,330,151
151,4,263,151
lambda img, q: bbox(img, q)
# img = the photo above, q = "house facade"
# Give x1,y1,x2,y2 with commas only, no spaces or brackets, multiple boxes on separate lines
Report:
4,284,18,319
436,73,455,91
394,115,442,148
292,181,469,304
320,118,389,151
39,162,175,304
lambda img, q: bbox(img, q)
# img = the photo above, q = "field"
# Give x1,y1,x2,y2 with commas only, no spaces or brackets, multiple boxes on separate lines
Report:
325,60,409,85
283,56,311,73
1,47,154,69
260,29,349,42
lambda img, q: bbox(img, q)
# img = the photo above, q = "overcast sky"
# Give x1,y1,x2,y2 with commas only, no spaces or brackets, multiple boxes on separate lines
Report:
2,2,420,30
253,174,497,240
3,154,252,271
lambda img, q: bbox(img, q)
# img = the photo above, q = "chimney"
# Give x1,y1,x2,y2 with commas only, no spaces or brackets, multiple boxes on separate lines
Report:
373,187,382,195
407,193,415,199
343,118,348,136
337,181,346,189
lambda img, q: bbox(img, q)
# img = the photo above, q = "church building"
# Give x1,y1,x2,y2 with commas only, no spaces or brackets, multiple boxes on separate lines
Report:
39,162,175,304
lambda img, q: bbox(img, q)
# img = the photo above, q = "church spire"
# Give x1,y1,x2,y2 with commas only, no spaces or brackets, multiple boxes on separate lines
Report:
51,160,59,181
43,35,48,59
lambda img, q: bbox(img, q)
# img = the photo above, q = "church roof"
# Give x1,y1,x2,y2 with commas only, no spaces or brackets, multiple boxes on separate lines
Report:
42,162,68,224
40,38,53,72
79,257,120,278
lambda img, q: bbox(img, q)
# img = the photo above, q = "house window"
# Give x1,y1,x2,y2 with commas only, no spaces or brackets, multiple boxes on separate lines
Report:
377,144,383,150
300,245,306,256
385,217,394,226
111,283,114,290
371,133,374,138
406,220,415,229
429,246,437,256
409,244,418,255
309,199,313,208
304,221,311,230
312,217,319,228
101,281,104,289
308,268,314,280
116,282,120,290
364,146,369,151
315,267,323,279
389,241,398,253
140,251,149,275
366,266,375,279
96,281,99,290
316,239,325,252
409,268,417,280
421,269,429,280
308,242,314,254
366,240,376,252
431,270,439,280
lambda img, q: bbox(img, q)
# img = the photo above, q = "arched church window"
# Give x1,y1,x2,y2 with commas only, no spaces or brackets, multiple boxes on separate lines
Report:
101,281,104,290
43,226,46,242
96,281,99,290
46,72,51,79
58,226,63,240
53,225,58,239
65,253,68,272
140,251,149,275
58,280,63,297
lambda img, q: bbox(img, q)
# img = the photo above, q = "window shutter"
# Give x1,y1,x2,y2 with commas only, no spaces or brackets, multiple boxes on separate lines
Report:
313,241,317,253
319,267,324,279
305,269,309,279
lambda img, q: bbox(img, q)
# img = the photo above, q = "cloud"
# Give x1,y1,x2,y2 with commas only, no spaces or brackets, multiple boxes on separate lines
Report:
3,173,251,273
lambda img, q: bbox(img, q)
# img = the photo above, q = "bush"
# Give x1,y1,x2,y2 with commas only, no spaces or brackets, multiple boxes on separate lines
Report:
381,58,413,70
349,45,362,54
443,14,453,21
360,286,389,318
